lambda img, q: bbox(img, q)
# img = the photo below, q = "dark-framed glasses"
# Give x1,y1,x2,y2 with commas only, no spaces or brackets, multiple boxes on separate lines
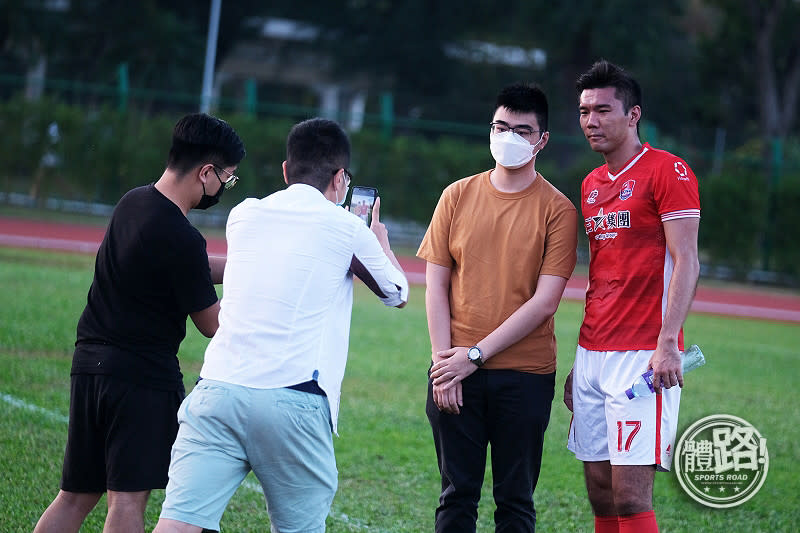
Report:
489,121,541,138
213,166,239,190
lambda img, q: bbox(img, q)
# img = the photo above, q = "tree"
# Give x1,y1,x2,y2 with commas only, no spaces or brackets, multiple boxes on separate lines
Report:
0,1,268,105
749,0,800,146
696,0,800,270
0,0,68,99
698,0,800,159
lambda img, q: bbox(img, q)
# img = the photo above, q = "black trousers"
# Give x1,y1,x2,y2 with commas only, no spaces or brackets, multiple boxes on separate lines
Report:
426,368,555,533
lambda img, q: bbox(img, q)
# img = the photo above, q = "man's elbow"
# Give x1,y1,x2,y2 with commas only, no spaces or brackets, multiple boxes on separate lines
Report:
542,298,562,318
386,291,408,309
389,282,409,308
194,321,218,338
190,301,220,337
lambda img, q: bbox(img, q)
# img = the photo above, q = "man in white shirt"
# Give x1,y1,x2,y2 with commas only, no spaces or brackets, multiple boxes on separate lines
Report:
154,118,408,533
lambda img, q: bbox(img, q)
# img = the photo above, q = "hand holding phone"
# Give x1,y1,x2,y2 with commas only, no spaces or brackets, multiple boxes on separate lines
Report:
368,196,391,251
350,186,378,226
362,195,403,292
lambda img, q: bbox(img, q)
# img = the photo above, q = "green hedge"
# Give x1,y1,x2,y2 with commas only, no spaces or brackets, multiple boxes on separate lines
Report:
0,97,496,219
0,97,175,203
1,97,798,282
698,152,800,280
771,178,800,277
699,165,768,275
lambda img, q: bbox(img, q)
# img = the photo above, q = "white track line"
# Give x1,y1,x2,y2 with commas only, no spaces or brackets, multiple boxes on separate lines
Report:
0,234,99,254
1,392,69,423
689,300,800,322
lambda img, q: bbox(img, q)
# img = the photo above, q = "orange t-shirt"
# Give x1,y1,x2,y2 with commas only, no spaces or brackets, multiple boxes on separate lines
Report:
417,170,577,373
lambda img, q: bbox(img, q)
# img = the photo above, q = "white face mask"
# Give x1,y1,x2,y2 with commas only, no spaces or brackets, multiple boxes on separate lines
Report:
336,184,349,207
490,131,544,169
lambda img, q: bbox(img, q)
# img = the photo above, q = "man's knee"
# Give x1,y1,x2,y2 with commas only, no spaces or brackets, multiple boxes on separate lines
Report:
106,490,151,514
583,462,615,515
612,488,652,515
611,465,654,515
55,490,103,515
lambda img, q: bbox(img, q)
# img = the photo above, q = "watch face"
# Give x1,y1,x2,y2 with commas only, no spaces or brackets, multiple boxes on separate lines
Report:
468,347,480,360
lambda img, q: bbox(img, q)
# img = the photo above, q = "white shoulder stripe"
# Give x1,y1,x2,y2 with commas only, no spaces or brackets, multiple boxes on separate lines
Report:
661,209,701,221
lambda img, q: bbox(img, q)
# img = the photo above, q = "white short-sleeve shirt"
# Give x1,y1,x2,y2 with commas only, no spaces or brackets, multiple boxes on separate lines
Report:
200,184,408,433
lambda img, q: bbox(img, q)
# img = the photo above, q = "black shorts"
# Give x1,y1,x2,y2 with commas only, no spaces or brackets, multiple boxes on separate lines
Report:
61,374,184,492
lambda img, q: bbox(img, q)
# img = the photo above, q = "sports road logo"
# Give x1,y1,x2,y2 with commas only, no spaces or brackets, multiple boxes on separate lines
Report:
674,414,768,508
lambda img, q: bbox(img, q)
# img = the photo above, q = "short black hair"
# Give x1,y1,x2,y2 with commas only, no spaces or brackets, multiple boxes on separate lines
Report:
494,82,548,132
167,113,246,175
285,118,351,192
576,60,642,114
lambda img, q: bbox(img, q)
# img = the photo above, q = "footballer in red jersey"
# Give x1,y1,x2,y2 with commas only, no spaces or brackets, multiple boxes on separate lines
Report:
565,61,700,533
579,142,700,351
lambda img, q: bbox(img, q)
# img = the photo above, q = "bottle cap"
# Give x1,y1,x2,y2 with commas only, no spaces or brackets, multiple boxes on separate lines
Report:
625,387,635,399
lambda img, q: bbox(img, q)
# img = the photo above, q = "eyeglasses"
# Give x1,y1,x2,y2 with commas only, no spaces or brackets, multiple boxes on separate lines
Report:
490,121,542,138
213,166,239,190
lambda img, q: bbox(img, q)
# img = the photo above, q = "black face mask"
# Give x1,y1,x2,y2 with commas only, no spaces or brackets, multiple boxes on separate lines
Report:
195,175,225,210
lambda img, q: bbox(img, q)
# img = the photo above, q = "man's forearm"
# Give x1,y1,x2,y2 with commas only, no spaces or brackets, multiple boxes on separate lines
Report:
476,274,567,361
384,248,404,276
426,287,452,360
659,217,700,348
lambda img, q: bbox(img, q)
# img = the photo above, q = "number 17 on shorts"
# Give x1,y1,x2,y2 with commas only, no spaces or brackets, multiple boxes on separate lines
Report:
617,420,642,453
608,389,681,471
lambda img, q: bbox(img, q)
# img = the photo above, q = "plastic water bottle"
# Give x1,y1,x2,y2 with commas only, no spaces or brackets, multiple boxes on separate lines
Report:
625,344,705,399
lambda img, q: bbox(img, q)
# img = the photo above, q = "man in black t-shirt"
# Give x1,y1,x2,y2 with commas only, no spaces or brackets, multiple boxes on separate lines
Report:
34,113,245,533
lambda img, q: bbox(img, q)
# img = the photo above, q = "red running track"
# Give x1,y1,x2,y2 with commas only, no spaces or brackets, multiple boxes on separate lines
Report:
2,215,800,323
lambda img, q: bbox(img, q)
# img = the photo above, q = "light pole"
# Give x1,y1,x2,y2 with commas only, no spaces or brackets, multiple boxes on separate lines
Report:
200,0,221,113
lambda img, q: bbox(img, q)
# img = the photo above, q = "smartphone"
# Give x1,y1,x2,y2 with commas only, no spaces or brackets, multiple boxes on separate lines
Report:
350,186,378,226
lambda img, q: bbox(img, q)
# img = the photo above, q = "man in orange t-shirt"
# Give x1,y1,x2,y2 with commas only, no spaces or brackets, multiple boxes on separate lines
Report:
418,83,577,532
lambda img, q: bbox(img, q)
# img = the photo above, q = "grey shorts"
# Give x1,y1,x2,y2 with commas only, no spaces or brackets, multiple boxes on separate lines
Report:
160,380,337,531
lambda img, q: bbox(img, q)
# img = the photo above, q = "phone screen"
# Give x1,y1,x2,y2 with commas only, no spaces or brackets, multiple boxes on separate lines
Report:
350,186,378,225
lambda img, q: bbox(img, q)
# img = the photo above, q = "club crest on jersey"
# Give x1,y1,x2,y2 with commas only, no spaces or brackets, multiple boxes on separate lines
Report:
586,189,599,204
619,179,635,201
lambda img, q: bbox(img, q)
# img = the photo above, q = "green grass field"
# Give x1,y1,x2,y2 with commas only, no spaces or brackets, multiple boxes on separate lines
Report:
1,247,798,532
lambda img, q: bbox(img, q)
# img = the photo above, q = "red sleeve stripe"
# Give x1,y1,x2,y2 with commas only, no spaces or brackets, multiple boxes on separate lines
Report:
654,393,663,466
661,209,701,221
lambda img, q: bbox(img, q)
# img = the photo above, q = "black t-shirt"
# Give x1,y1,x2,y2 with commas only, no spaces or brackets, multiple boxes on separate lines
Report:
71,184,218,390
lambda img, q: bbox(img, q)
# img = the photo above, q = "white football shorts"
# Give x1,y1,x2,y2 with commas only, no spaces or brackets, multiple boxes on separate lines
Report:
567,345,681,471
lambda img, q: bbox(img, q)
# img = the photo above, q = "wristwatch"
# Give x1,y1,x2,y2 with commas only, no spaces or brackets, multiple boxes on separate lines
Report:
467,345,484,367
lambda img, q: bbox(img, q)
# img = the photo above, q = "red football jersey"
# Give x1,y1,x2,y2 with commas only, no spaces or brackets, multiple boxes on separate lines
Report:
579,143,700,351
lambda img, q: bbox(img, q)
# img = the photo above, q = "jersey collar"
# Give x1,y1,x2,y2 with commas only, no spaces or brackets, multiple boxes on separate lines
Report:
607,143,650,181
